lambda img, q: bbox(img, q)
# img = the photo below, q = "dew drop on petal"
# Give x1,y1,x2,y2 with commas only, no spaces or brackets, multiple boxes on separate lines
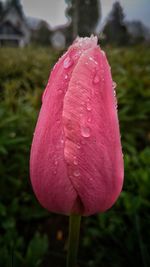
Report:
113,90,118,109
93,74,100,84
112,81,117,89
73,157,78,165
115,99,118,109
77,144,81,149
86,102,92,111
54,160,58,166
64,74,68,80
74,170,80,177
81,126,91,138
63,56,74,69
42,82,50,102
58,89,63,94
89,56,98,65
87,116,92,122
101,50,105,57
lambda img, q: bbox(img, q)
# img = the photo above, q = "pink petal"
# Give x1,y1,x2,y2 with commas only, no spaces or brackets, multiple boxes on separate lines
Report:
62,42,123,215
30,42,82,214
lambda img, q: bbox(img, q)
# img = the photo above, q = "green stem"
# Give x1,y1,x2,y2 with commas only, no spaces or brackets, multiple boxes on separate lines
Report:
67,214,81,267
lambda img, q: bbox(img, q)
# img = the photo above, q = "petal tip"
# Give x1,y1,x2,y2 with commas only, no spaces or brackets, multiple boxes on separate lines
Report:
73,35,98,50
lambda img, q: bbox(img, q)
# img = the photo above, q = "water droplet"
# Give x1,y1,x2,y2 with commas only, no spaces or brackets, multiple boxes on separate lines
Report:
77,144,81,149
113,90,118,109
88,56,98,65
73,157,78,165
42,84,50,102
58,89,63,94
101,50,105,57
52,65,56,71
115,100,118,109
87,117,92,122
54,160,58,166
63,56,73,69
93,74,100,84
74,170,80,177
112,81,117,89
64,74,68,80
87,102,92,111
81,126,91,138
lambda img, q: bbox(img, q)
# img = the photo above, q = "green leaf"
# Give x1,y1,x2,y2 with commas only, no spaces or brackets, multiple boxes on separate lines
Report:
26,232,48,267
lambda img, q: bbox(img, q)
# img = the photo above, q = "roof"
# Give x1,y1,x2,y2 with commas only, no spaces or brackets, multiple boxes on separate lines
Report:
0,5,30,30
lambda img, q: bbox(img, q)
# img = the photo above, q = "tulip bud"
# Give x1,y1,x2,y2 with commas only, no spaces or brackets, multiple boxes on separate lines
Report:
30,36,124,216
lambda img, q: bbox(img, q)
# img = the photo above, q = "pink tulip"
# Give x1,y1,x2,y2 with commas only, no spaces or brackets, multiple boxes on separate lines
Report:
30,36,124,216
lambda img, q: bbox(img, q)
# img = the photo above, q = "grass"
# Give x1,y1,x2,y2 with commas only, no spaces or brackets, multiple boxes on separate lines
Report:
0,44,150,267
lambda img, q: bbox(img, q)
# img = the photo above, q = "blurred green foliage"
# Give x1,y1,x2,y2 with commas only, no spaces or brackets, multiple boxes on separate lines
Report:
0,45,150,267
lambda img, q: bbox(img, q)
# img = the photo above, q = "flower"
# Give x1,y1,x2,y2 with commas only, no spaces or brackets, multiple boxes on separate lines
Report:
30,36,124,216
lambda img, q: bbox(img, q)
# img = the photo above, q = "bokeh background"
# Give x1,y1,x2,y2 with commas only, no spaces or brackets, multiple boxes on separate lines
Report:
0,1,150,266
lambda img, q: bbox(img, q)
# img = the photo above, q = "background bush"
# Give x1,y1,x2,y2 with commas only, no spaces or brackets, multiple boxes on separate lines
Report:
0,45,150,267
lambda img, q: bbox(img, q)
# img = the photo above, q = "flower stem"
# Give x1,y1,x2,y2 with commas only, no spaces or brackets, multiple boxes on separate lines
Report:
67,214,81,267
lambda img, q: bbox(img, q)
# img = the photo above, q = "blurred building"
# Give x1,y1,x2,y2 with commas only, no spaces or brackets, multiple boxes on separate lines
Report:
126,20,150,43
0,5,30,47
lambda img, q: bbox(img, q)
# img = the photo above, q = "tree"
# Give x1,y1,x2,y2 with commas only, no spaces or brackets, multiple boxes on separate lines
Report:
66,0,101,42
109,1,125,25
31,21,51,46
103,1,130,45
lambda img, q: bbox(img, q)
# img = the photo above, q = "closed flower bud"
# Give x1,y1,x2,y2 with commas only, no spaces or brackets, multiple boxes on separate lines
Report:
30,36,124,216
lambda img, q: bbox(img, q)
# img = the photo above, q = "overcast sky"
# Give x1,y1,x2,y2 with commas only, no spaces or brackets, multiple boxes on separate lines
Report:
4,0,150,28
